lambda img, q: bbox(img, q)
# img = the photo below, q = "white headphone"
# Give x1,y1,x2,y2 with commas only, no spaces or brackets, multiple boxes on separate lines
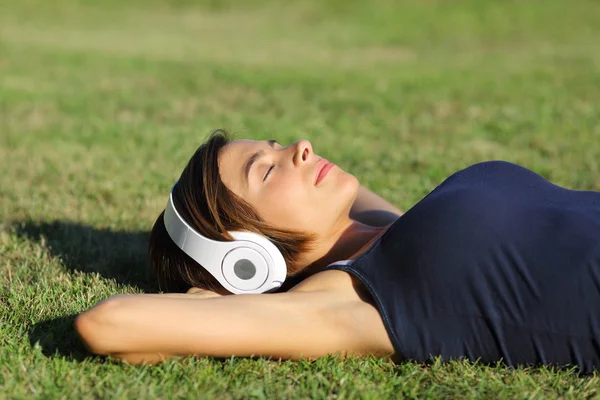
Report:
163,182,287,294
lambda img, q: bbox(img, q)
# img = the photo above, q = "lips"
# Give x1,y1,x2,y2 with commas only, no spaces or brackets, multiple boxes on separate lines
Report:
315,158,334,185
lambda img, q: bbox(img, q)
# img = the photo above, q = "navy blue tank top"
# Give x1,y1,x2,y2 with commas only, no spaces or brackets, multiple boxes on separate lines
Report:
323,161,600,373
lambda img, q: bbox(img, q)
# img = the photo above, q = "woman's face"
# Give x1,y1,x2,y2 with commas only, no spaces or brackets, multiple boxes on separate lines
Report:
219,139,359,237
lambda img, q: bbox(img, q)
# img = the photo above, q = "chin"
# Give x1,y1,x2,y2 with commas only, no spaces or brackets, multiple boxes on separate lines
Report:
337,172,360,211
343,170,360,190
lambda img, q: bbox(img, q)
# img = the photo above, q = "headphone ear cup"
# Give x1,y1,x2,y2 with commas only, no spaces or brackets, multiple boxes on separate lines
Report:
228,230,287,284
221,246,270,291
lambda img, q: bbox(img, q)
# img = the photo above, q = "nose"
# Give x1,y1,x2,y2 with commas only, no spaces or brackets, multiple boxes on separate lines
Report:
292,139,313,165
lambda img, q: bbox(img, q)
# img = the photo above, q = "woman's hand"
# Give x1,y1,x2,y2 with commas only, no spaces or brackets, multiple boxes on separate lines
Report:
186,287,224,299
122,288,227,300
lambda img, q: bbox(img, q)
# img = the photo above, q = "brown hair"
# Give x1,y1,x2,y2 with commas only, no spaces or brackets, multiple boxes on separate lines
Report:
148,129,317,294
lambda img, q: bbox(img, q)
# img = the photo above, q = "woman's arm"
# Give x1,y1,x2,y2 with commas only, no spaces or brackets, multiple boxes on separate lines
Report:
350,185,403,227
74,290,375,365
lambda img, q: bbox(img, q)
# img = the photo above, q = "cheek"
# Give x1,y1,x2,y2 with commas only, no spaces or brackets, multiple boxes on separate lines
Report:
256,180,313,227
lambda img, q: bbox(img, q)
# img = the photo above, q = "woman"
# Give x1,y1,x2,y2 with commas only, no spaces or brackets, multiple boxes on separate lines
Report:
75,130,600,373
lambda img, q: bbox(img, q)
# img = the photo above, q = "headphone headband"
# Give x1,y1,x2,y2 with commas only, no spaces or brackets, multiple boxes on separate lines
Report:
163,182,286,294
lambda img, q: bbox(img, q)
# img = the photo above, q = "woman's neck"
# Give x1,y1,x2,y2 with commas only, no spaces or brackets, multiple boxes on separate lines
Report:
295,218,389,278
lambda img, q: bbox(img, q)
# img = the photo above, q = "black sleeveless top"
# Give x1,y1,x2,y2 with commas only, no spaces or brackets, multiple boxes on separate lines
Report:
323,161,600,373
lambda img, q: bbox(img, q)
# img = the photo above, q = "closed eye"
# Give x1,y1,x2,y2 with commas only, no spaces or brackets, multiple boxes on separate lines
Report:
263,141,281,182
263,165,275,181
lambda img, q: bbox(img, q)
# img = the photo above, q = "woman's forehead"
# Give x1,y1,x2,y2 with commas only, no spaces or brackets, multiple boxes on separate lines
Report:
220,140,261,163
218,140,264,191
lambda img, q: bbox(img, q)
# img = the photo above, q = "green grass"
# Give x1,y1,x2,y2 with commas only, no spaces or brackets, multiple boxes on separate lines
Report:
1,0,600,398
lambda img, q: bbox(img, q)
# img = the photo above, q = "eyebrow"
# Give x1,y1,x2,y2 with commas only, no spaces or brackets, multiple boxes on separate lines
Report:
243,139,278,186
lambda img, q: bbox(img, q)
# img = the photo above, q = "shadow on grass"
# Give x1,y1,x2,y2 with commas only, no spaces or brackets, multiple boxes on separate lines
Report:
28,314,89,362
12,219,157,292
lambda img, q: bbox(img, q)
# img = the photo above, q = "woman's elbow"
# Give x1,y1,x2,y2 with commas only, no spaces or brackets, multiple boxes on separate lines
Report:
75,296,127,356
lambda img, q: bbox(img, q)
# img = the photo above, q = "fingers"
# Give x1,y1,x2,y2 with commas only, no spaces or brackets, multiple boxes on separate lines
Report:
186,287,224,298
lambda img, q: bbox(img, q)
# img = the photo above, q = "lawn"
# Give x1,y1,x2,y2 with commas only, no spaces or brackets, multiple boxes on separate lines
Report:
1,0,600,398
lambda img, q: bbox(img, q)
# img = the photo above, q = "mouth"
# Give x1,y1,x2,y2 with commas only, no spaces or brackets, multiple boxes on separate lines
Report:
315,158,335,186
